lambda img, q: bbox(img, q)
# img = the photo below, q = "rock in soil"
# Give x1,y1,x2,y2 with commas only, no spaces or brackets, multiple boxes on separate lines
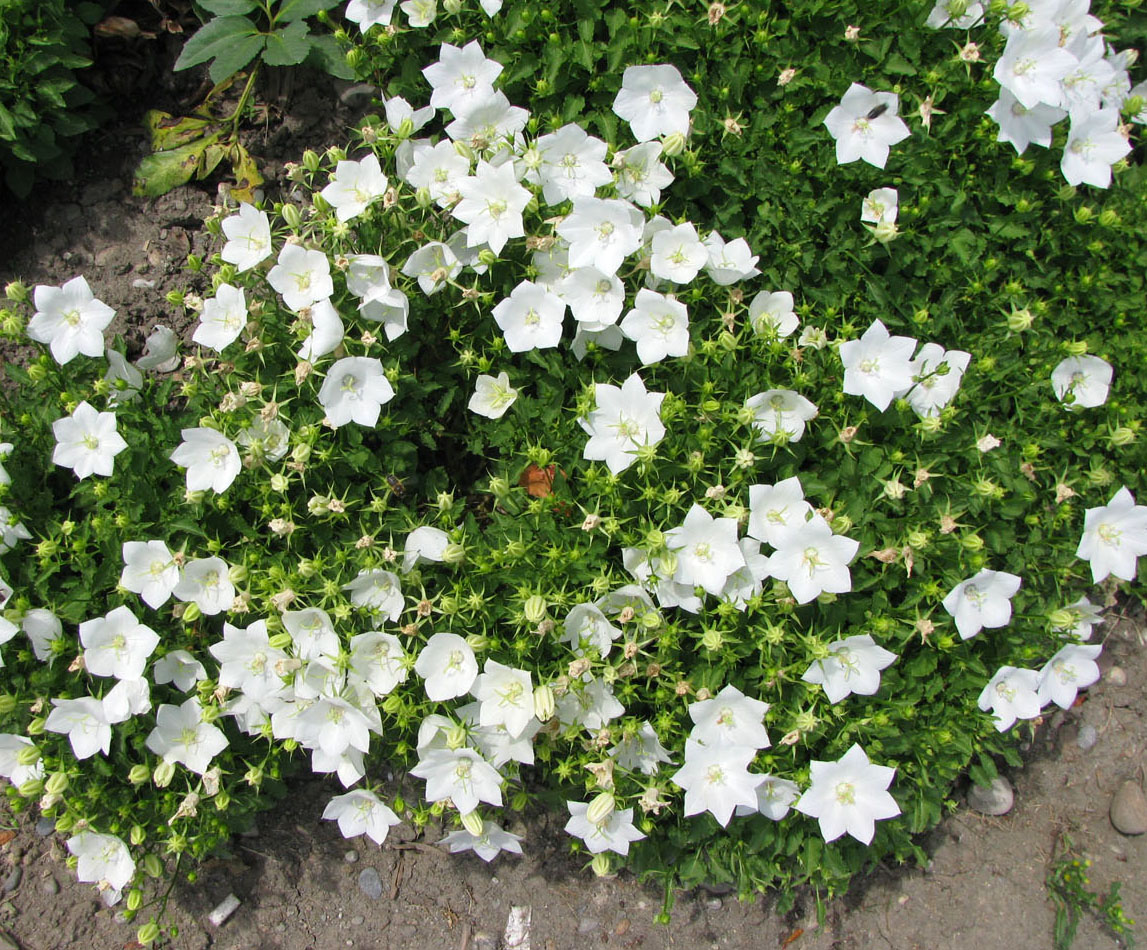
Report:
1,869,20,894
1076,724,1099,750
357,867,383,900
967,777,1014,816
1110,781,1147,835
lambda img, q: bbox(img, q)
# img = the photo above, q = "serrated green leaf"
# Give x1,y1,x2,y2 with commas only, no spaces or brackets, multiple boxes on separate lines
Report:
174,15,261,72
209,33,267,83
276,0,341,22
304,34,354,80
261,20,312,67
199,0,259,14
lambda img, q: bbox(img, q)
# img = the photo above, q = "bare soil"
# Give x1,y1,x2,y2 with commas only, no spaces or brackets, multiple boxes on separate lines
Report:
0,66,1143,950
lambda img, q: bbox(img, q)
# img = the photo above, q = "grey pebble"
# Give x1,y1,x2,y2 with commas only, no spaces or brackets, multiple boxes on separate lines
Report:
40,878,59,896
350,915,364,926
1076,724,1099,750
577,918,600,934
357,867,383,900
1,869,20,894
967,776,1014,816
1106,665,1127,687
35,817,55,837
1110,781,1147,836
344,850,359,864
705,898,723,911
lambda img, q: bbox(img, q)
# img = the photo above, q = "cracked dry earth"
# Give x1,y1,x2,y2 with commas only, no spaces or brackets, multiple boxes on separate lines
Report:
0,76,1144,950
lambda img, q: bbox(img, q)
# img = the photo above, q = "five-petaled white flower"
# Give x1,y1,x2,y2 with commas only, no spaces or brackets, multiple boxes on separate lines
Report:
612,64,697,142
795,743,900,844
619,288,690,364
823,84,911,168
193,283,247,352
267,244,334,311
441,820,524,863
452,161,530,255
415,632,478,701
323,788,401,845
765,515,859,605
1051,355,1113,409
839,319,917,411
220,203,272,272
493,280,566,352
320,154,389,222
318,357,395,428
565,801,646,855
688,684,770,750
67,832,135,906
28,276,115,364
1038,644,1102,709
79,604,159,681
170,427,241,493
579,373,666,474
411,746,503,814
146,697,229,775
672,740,761,827
748,290,799,338
745,390,818,444
423,40,503,113
665,504,746,596
942,569,1022,640
472,659,534,739
801,634,897,704
1076,486,1147,583
977,665,1042,732
52,401,127,480
468,371,518,419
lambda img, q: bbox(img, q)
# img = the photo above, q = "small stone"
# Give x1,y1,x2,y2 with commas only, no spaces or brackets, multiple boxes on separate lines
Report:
35,818,55,837
344,850,359,864
337,83,377,106
1110,781,1147,836
614,920,631,937
208,893,241,927
40,878,59,896
577,918,600,934
0,870,18,894
1076,724,1099,751
705,898,722,911
350,915,364,926
1106,666,1127,687
967,776,1014,816
357,867,383,900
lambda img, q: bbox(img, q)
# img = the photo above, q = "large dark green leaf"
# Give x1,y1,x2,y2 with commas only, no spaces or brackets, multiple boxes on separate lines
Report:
173,15,262,75
261,19,312,67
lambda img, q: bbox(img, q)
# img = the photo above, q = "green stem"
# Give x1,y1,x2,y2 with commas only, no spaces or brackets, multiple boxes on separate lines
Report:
222,64,262,135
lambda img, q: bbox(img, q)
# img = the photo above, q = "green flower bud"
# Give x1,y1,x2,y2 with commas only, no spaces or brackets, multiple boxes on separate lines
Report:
701,628,724,651
586,791,616,825
153,760,176,788
268,632,293,651
0,694,18,715
1109,426,1136,446
460,808,484,835
26,716,45,736
1006,308,1033,331
137,921,161,946
590,853,613,877
466,634,489,652
127,888,143,912
533,684,555,721
661,132,686,156
16,744,39,767
960,532,984,551
130,824,146,846
143,854,164,878
415,186,434,208
1073,205,1093,224
1098,209,1120,227
53,812,73,832
523,594,548,624
478,249,498,268
302,149,321,173
4,280,29,304
129,764,151,785
1063,340,1088,356
18,778,42,797
45,771,68,795
442,542,467,565
281,203,302,229
27,362,47,382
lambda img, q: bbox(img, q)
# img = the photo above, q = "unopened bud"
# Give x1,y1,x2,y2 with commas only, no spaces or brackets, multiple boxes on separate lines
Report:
460,809,485,836
302,149,320,173
523,595,548,624
129,764,151,785
281,203,302,229
153,759,176,787
1006,308,1033,332
661,132,686,156
586,791,616,826
533,684,555,721
442,542,467,565
15,744,40,767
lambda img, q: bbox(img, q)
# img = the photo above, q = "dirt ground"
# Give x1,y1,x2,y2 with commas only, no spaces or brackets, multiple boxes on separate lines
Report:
0,68,1144,950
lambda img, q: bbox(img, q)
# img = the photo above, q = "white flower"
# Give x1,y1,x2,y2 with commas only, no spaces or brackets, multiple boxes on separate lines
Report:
415,632,478,701
579,373,666,474
559,268,625,328
320,154,388,222
318,357,395,428
612,64,697,142
765,516,859,605
665,504,746,596
748,290,798,337
985,88,1066,154
402,525,450,572
27,276,114,364
404,140,470,208
0,508,31,554
220,203,273,272
0,735,43,787
530,123,612,206
146,697,229,775
193,283,247,352
612,141,673,207
703,232,760,285
173,556,235,616
52,401,127,479
801,634,897,704
441,821,523,862
649,222,707,284
345,0,396,31
736,775,800,821
1061,109,1132,188
619,288,689,364
296,298,345,362
170,427,240,493
468,371,518,419
608,722,674,775
903,342,971,419
267,244,333,311
452,161,530,255
323,789,400,845
384,95,434,135
411,747,503,813
562,603,621,660
555,677,625,732
422,40,502,113
493,280,566,352
137,325,180,372
1051,355,1113,409
994,28,1076,110
839,319,917,411
564,802,646,855
401,242,461,296
343,569,404,620
794,743,900,844
1038,644,1102,709
283,607,339,662
208,620,288,701
472,660,534,738
1054,596,1104,641
79,605,159,680
556,197,644,276
45,697,111,760
823,84,911,168
745,390,818,444
688,684,770,750
349,631,408,697
977,666,1042,732
152,650,207,692
747,477,813,547
1076,486,1147,583
103,350,142,406
400,0,437,27
21,608,61,662
236,416,290,464
672,740,760,827
860,187,898,225
925,0,984,28
102,677,152,723
942,569,1022,640
67,832,135,906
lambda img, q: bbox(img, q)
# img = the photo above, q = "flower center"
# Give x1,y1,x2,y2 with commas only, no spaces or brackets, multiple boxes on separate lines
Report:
1097,522,1121,547
63,309,81,327
82,434,100,450
487,199,508,220
834,781,856,805
523,307,541,327
704,764,726,786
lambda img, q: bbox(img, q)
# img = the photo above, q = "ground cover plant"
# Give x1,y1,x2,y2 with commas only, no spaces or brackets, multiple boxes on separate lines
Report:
1,0,1146,944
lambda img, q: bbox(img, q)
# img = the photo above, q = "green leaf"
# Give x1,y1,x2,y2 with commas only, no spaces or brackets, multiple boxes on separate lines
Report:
174,15,261,73
228,143,264,203
303,34,354,80
0,104,15,141
276,0,341,22
208,33,267,83
261,20,312,67
145,110,216,151
132,136,218,197
198,0,259,14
